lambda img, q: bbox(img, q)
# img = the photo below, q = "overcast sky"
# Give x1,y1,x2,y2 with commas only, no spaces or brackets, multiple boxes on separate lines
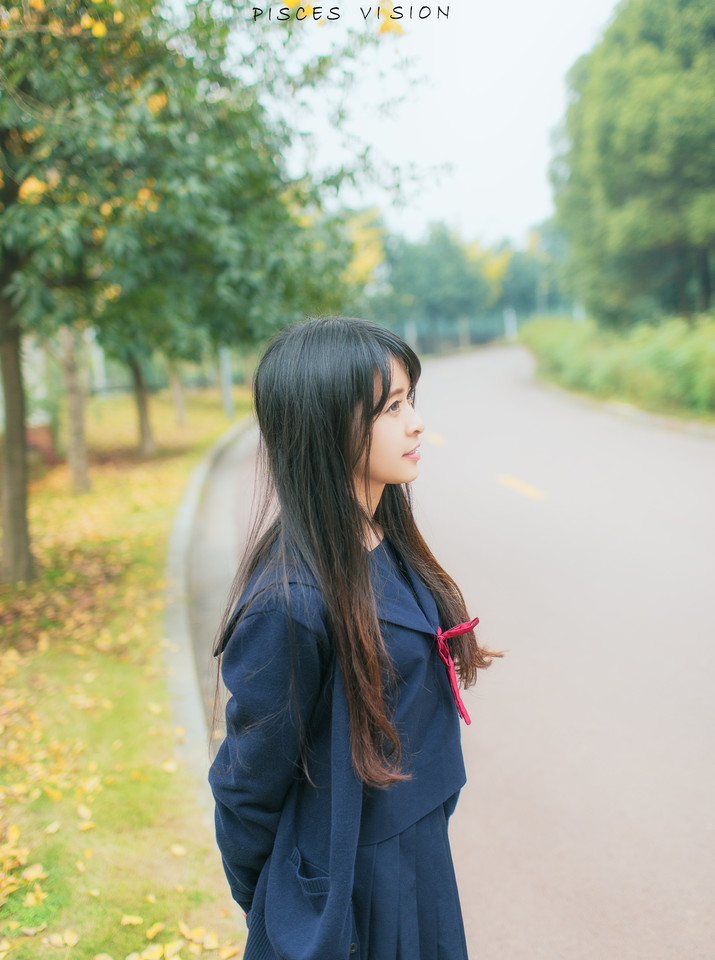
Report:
255,0,622,247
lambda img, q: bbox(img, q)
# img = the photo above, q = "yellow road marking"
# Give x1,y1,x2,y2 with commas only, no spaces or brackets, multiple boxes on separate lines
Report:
425,431,446,447
497,474,547,500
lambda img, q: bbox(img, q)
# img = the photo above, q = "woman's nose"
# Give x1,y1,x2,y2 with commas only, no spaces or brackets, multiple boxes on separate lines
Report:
410,409,425,435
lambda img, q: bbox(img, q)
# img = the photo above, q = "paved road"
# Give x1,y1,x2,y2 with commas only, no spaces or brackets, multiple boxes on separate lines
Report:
189,344,715,958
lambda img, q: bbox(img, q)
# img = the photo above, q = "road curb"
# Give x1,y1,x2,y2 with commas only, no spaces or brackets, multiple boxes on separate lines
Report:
162,416,256,827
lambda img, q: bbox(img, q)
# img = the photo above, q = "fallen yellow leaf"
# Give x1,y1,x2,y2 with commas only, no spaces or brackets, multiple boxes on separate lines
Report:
21,864,48,882
163,942,184,958
121,915,144,926
78,804,93,820
79,821,96,831
145,923,164,940
23,883,48,906
63,929,80,946
170,844,186,857
203,932,219,949
141,946,163,960
45,821,61,834
219,948,240,960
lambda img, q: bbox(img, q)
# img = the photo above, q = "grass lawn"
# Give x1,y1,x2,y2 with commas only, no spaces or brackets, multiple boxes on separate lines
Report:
1,386,253,960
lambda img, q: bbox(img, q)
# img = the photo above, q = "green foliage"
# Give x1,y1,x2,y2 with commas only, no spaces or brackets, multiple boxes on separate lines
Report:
364,222,567,329
519,313,715,414
0,0,355,359
366,223,492,327
551,0,715,325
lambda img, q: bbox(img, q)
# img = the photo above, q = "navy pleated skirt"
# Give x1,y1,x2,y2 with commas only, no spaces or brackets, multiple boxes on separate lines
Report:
351,797,469,960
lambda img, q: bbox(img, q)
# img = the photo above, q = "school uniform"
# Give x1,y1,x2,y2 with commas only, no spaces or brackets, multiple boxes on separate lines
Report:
209,537,472,960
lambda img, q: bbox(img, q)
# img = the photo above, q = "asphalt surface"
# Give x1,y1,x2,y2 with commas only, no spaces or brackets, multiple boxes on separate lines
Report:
187,344,715,959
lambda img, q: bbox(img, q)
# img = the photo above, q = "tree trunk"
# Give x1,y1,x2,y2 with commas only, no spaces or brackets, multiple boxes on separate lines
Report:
0,294,34,583
59,325,91,493
167,359,186,427
677,251,692,320
218,346,235,419
698,248,712,313
127,352,157,456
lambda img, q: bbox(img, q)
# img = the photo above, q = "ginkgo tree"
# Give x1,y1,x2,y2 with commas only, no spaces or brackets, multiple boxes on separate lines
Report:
0,0,372,583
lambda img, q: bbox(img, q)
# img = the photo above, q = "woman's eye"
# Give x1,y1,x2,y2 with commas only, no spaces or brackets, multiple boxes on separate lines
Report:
388,400,400,413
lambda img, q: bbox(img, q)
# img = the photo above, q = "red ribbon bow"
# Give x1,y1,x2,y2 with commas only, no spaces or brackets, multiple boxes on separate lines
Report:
435,616,479,725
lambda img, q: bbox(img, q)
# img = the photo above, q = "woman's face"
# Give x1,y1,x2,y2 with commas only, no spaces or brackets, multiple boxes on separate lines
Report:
355,358,425,515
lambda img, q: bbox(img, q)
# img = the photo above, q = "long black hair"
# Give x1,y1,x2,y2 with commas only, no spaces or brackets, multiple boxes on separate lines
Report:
213,317,500,786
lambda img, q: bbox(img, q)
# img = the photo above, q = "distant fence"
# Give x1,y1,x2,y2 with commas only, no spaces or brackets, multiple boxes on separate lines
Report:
386,310,547,355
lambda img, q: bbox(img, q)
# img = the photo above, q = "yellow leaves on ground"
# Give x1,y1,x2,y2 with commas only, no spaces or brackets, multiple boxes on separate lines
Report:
20,863,47,882
219,948,241,959
47,928,79,947
0,396,252,958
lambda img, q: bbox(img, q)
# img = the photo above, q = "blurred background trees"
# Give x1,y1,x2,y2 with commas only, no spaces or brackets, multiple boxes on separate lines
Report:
0,0,364,580
551,0,715,326
1,0,714,582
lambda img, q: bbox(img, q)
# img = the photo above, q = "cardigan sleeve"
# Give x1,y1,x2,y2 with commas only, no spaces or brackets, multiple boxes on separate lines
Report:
208,602,327,913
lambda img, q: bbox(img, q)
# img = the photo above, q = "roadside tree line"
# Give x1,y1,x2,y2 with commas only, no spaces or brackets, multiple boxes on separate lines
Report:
0,0,383,583
551,0,714,327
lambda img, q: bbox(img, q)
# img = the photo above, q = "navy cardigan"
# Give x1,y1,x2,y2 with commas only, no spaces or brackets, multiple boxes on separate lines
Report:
208,540,467,960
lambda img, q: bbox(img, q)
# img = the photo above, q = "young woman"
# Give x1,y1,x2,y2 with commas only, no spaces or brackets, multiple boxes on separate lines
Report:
209,317,500,960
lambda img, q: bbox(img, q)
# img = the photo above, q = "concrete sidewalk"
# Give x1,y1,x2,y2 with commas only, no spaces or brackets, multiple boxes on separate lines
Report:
187,422,259,730
163,419,258,823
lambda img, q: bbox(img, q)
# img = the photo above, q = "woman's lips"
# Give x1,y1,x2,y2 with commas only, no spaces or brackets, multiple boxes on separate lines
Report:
403,445,421,461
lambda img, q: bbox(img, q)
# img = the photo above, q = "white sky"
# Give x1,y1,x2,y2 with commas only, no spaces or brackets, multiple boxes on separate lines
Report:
252,0,622,247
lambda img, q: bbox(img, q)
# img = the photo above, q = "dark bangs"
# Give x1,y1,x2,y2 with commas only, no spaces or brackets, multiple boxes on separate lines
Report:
368,328,422,420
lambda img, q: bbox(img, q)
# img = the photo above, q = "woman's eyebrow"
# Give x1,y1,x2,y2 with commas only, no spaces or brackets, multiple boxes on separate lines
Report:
386,385,407,401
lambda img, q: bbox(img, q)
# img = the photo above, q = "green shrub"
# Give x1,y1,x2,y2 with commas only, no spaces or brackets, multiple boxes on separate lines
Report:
518,314,715,417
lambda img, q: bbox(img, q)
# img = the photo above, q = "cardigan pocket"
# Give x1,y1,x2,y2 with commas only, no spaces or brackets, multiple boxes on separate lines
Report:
288,846,331,898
